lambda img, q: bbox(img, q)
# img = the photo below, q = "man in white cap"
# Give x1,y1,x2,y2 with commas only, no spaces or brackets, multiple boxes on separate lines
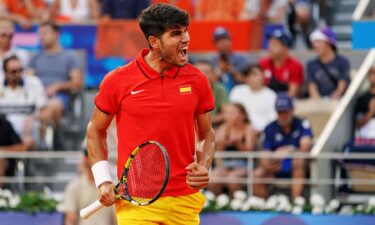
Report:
306,27,350,99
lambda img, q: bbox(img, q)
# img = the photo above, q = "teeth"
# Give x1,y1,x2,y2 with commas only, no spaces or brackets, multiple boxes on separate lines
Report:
178,47,188,57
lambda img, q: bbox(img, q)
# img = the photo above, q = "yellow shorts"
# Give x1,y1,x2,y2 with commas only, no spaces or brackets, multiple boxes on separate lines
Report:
115,191,206,225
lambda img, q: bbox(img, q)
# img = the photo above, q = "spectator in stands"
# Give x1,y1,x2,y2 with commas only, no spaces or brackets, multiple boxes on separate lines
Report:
354,66,375,142
340,66,375,172
287,0,314,48
230,64,277,133
0,114,27,189
307,27,350,99
49,0,100,23
196,0,245,21
152,0,195,17
100,0,150,19
194,59,228,127
0,55,46,150
63,150,116,225
208,103,257,196
28,21,83,130
317,0,334,26
240,0,288,24
253,94,313,199
0,19,30,78
0,0,47,29
212,27,249,92
259,29,304,97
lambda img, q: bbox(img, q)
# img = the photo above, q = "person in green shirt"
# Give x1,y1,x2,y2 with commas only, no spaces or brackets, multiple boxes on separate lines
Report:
194,59,228,126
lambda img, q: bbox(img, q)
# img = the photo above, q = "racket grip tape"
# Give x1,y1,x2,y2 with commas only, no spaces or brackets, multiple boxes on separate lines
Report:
80,200,105,219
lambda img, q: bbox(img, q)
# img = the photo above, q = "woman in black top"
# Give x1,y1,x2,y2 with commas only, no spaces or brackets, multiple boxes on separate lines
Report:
208,103,257,196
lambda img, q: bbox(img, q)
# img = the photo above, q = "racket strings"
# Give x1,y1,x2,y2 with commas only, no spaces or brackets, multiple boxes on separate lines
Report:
127,143,167,204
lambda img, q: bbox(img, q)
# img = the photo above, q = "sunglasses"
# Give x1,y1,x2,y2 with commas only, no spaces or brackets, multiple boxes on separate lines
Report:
6,68,23,75
0,32,14,39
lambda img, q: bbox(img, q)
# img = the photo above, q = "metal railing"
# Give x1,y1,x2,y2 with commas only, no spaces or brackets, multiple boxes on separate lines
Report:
2,151,375,195
213,151,375,195
352,0,371,20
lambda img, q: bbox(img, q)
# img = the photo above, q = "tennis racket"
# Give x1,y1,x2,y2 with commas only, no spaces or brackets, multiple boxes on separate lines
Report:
80,140,170,219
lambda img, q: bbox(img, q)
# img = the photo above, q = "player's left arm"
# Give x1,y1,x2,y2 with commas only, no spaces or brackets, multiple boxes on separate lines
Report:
186,112,215,190
196,112,215,169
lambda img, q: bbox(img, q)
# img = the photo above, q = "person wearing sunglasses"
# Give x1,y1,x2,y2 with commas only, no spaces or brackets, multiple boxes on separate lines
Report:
0,55,47,151
0,19,30,78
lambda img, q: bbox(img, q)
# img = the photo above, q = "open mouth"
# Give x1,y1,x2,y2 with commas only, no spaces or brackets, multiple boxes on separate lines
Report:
178,47,188,58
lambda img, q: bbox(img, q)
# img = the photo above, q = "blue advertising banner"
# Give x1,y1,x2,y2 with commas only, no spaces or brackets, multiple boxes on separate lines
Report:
0,212,63,225
352,20,375,49
0,211,374,225
14,25,128,88
201,212,375,225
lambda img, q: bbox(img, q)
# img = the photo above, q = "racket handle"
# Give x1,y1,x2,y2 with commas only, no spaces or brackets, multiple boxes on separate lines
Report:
80,200,105,219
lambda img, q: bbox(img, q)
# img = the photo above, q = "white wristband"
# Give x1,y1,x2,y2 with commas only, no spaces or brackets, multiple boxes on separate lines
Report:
91,160,112,188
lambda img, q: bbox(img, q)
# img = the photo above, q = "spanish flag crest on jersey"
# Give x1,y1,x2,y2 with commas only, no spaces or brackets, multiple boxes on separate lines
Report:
179,85,192,95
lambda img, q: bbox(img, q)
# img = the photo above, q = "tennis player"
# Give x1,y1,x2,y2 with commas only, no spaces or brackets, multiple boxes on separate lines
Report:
86,3,215,225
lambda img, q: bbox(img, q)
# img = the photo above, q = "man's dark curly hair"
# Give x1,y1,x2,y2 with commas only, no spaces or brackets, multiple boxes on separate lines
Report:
139,3,189,41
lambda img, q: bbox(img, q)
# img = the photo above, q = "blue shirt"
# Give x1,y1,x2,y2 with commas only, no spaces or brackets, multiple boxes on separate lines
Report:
29,50,81,87
29,50,82,110
101,0,150,19
263,117,313,172
213,53,250,92
306,55,350,97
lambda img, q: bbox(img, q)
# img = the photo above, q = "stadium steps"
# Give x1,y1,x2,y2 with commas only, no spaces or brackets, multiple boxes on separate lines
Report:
330,0,357,50
22,157,79,192
337,41,352,50
39,91,98,193
334,12,352,26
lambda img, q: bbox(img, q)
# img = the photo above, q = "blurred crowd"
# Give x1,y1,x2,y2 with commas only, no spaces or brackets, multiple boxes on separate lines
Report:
0,0,331,42
0,1,374,224
203,24,353,198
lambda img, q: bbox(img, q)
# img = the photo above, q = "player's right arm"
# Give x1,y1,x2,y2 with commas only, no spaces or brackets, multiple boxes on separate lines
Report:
86,106,116,206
